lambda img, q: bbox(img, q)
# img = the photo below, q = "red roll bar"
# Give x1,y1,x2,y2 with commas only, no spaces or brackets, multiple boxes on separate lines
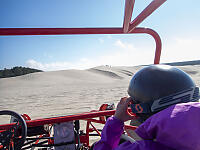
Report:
128,0,167,33
0,0,166,64
123,0,135,33
0,1,167,147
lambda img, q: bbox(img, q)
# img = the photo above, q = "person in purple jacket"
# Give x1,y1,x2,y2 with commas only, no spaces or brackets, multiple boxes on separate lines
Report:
94,65,200,150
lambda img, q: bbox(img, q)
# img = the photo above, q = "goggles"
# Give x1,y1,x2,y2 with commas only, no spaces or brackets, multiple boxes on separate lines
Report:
131,87,199,113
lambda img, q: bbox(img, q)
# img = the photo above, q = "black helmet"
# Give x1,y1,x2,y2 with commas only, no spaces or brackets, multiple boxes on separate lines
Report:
128,65,199,115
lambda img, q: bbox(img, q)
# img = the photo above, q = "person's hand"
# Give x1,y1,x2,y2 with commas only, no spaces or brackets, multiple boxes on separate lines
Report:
114,97,135,122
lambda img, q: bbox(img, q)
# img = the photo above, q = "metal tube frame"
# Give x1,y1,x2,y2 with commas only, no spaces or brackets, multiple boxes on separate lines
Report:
0,27,161,64
123,0,135,33
128,0,167,33
0,0,166,64
0,0,167,147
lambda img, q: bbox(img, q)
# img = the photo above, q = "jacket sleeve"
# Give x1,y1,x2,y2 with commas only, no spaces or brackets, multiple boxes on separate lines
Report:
94,116,124,150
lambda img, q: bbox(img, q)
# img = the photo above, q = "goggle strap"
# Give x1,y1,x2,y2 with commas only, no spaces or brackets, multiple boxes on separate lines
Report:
130,103,151,113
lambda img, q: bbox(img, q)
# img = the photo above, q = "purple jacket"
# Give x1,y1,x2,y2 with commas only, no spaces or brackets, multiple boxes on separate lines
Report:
94,102,200,150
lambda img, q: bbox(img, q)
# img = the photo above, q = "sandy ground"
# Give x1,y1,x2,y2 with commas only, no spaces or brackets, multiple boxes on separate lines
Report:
0,65,138,119
0,64,200,127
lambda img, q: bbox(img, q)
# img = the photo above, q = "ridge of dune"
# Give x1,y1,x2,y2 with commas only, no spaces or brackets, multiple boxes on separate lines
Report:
88,68,123,79
88,65,141,79
164,60,200,66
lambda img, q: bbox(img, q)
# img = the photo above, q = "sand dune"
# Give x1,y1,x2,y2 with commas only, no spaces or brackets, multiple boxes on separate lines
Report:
0,62,200,120
165,60,200,66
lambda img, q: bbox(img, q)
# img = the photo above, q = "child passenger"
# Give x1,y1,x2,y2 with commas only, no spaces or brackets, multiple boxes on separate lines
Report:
94,65,200,150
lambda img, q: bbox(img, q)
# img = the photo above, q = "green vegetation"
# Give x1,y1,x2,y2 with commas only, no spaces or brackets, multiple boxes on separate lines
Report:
0,66,43,78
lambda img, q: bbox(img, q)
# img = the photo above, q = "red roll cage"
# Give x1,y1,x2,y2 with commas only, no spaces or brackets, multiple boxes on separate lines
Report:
0,0,166,64
0,0,167,148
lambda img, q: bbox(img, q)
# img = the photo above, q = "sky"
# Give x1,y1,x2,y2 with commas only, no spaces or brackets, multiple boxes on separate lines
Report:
0,0,200,71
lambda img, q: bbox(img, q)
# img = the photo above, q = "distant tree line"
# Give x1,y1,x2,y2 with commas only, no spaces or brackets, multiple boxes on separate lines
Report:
0,66,43,78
